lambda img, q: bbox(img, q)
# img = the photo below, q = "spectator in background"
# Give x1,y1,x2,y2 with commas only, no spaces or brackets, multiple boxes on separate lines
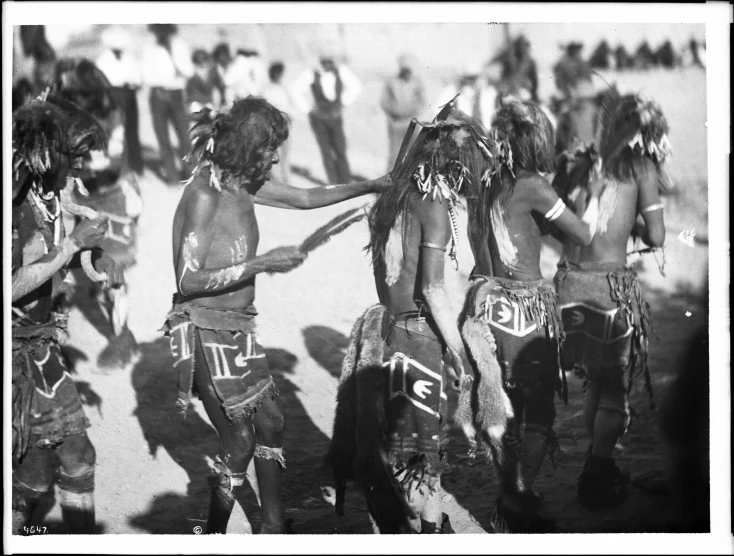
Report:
495,35,539,102
142,24,194,183
186,49,216,114
552,42,597,152
436,62,498,132
225,46,267,101
96,26,144,175
380,53,425,172
291,44,362,184
262,61,294,184
211,43,232,106
17,25,57,96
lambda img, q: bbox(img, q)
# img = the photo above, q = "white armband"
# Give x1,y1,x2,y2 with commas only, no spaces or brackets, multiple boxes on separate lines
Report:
641,203,664,214
544,198,566,222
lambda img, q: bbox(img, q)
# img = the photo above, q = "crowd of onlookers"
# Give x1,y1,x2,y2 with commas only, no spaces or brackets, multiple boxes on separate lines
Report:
12,25,706,186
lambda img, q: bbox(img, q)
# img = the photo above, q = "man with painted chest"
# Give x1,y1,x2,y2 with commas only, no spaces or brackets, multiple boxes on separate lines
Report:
162,96,389,534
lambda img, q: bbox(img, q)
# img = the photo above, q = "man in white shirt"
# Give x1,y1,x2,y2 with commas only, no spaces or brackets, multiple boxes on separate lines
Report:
225,47,267,102
435,62,498,132
380,53,426,172
262,62,294,184
96,26,144,175
142,24,194,183
291,45,362,184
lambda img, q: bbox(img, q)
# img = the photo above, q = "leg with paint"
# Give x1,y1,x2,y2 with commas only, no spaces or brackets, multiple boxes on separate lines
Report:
252,396,288,534
194,350,254,534
55,434,97,534
12,445,55,534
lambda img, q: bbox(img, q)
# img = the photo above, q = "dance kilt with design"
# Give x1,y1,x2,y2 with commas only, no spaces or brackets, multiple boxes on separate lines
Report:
554,259,654,406
12,318,91,460
162,302,279,422
382,313,449,471
465,276,567,402
327,305,449,495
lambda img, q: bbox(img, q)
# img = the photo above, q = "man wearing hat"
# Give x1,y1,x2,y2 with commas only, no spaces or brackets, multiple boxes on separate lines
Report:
96,26,144,175
291,41,362,184
380,53,426,172
436,61,498,131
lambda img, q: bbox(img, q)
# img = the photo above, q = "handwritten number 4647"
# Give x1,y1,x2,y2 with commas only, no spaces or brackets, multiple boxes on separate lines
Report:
23,526,48,535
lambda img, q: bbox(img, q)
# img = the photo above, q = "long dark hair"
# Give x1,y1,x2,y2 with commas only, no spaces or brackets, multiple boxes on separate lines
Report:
367,110,494,268
488,98,556,209
12,94,107,197
187,96,289,185
597,89,671,193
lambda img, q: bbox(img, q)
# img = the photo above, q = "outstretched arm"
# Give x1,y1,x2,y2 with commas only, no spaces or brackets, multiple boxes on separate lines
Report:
174,188,306,296
417,199,470,388
253,174,391,210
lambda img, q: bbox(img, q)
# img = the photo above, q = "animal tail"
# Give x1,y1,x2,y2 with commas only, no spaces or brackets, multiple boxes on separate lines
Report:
361,450,415,534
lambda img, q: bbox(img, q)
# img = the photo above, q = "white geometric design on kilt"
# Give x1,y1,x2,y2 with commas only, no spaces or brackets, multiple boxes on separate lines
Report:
32,346,70,398
384,352,446,418
486,296,538,337
98,211,135,245
560,302,632,342
170,322,193,367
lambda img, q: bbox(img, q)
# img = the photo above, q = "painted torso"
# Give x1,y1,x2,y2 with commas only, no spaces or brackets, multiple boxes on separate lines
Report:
172,172,259,311
487,171,546,282
562,172,639,266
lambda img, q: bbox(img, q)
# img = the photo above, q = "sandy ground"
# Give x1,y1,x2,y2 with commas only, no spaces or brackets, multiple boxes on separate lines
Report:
18,26,710,535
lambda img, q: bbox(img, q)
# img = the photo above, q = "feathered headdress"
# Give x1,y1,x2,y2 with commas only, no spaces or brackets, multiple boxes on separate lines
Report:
385,99,500,269
408,114,500,204
597,88,672,166
182,104,228,190
491,96,556,177
12,91,107,199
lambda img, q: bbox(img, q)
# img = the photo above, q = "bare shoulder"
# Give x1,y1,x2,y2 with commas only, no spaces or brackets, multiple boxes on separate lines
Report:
414,195,451,228
180,177,221,219
519,171,557,203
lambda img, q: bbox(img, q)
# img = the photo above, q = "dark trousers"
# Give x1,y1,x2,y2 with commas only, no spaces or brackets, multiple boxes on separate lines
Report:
309,112,351,184
149,88,191,182
111,86,143,175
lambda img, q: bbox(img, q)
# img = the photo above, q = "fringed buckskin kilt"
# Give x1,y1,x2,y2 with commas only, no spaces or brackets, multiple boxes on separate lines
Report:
465,276,567,404
161,302,279,423
12,320,90,461
554,259,654,407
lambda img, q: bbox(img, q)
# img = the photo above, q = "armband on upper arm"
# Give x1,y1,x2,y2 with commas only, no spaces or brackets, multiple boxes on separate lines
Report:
641,203,664,214
420,242,447,252
544,198,566,222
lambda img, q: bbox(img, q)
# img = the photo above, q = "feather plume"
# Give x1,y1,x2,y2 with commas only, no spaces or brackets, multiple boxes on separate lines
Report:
300,206,367,253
